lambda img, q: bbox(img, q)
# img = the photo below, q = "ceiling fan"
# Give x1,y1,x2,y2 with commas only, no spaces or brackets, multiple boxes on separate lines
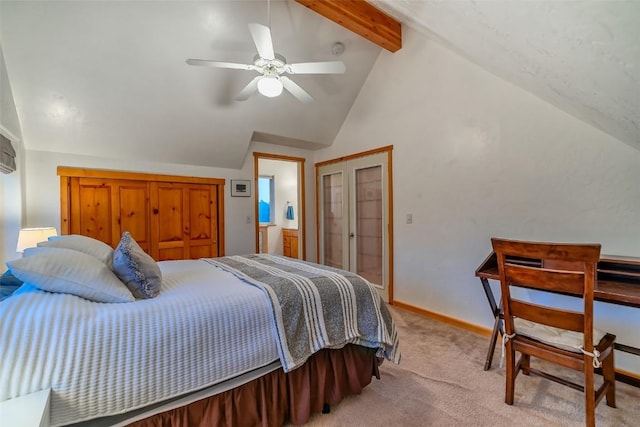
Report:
186,5,346,103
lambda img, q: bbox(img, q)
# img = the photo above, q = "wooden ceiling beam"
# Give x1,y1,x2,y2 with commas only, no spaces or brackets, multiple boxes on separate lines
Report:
294,0,402,52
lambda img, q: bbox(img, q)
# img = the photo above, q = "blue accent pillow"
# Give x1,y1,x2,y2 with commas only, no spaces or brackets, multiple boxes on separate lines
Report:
113,232,162,299
0,270,24,301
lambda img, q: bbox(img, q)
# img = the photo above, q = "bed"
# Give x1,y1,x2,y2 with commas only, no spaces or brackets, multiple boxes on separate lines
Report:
0,234,400,426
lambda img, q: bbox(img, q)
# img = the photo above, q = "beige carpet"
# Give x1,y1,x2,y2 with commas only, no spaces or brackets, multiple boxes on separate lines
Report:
297,306,640,426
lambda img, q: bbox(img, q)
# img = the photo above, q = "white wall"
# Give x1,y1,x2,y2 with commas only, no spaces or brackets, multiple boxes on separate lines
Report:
1,44,25,267
24,150,253,256
0,140,24,266
316,27,640,373
23,141,316,259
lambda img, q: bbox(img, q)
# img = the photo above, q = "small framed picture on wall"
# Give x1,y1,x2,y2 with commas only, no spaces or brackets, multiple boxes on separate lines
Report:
231,180,251,197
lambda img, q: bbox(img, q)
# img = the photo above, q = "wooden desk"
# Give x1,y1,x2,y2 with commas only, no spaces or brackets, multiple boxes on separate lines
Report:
475,252,640,386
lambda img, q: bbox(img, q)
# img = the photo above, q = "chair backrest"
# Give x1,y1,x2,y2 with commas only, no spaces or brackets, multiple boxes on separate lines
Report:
491,238,601,350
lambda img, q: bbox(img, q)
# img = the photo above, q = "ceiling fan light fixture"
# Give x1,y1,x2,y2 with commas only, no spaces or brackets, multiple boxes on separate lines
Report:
187,19,343,102
257,76,283,98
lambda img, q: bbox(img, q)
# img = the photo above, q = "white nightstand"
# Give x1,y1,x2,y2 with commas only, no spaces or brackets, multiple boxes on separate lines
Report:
0,388,50,427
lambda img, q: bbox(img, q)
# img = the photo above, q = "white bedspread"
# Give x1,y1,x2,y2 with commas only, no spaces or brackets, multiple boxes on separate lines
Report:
0,260,279,427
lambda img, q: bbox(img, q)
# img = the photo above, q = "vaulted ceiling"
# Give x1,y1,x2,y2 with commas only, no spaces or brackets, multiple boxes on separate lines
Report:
373,0,640,150
1,0,382,168
1,1,638,171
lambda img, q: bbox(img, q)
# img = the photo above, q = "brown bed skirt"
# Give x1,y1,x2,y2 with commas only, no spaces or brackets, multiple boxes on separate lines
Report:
128,344,380,427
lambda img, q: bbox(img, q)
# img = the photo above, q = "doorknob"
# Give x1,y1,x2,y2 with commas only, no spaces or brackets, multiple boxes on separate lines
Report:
349,233,355,238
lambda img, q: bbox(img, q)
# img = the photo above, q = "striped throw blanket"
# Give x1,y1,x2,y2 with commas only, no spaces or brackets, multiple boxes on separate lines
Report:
206,254,401,372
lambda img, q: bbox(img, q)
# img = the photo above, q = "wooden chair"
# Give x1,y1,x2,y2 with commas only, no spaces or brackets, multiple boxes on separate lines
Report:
491,238,616,427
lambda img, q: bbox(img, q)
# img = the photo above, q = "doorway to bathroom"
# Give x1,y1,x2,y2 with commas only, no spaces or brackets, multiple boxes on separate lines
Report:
253,152,306,259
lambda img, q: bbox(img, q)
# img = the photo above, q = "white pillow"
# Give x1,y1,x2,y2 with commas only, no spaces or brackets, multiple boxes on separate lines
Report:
7,247,134,303
38,234,114,269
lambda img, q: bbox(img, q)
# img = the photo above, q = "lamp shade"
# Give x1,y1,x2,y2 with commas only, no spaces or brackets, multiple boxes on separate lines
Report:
16,227,58,253
257,77,283,98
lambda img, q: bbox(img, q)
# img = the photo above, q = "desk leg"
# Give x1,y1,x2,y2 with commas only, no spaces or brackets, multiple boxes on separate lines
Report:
484,301,503,371
480,277,503,371
480,278,499,315
484,313,500,370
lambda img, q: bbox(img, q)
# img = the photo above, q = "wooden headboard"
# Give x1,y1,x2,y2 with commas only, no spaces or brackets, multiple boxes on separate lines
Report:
58,166,226,261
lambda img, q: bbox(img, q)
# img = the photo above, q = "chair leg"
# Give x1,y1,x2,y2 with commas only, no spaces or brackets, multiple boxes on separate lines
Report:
602,351,616,408
520,354,530,376
505,344,516,405
585,363,596,427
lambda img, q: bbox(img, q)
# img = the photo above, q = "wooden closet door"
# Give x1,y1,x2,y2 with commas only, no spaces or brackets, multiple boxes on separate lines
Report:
70,178,149,249
150,182,219,260
114,181,151,252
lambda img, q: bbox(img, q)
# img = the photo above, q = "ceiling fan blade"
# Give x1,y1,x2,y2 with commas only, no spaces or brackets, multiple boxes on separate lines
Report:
186,59,256,71
281,76,314,104
248,23,275,60
286,61,346,75
236,76,262,101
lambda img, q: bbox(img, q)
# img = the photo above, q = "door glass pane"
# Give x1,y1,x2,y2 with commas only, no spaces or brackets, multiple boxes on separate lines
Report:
322,172,344,269
355,165,382,285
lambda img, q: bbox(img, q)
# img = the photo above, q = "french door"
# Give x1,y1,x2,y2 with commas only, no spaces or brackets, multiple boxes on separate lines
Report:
317,150,392,302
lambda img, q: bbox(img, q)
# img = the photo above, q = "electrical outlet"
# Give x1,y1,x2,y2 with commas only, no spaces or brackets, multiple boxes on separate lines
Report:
406,213,412,224
246,215,251,224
